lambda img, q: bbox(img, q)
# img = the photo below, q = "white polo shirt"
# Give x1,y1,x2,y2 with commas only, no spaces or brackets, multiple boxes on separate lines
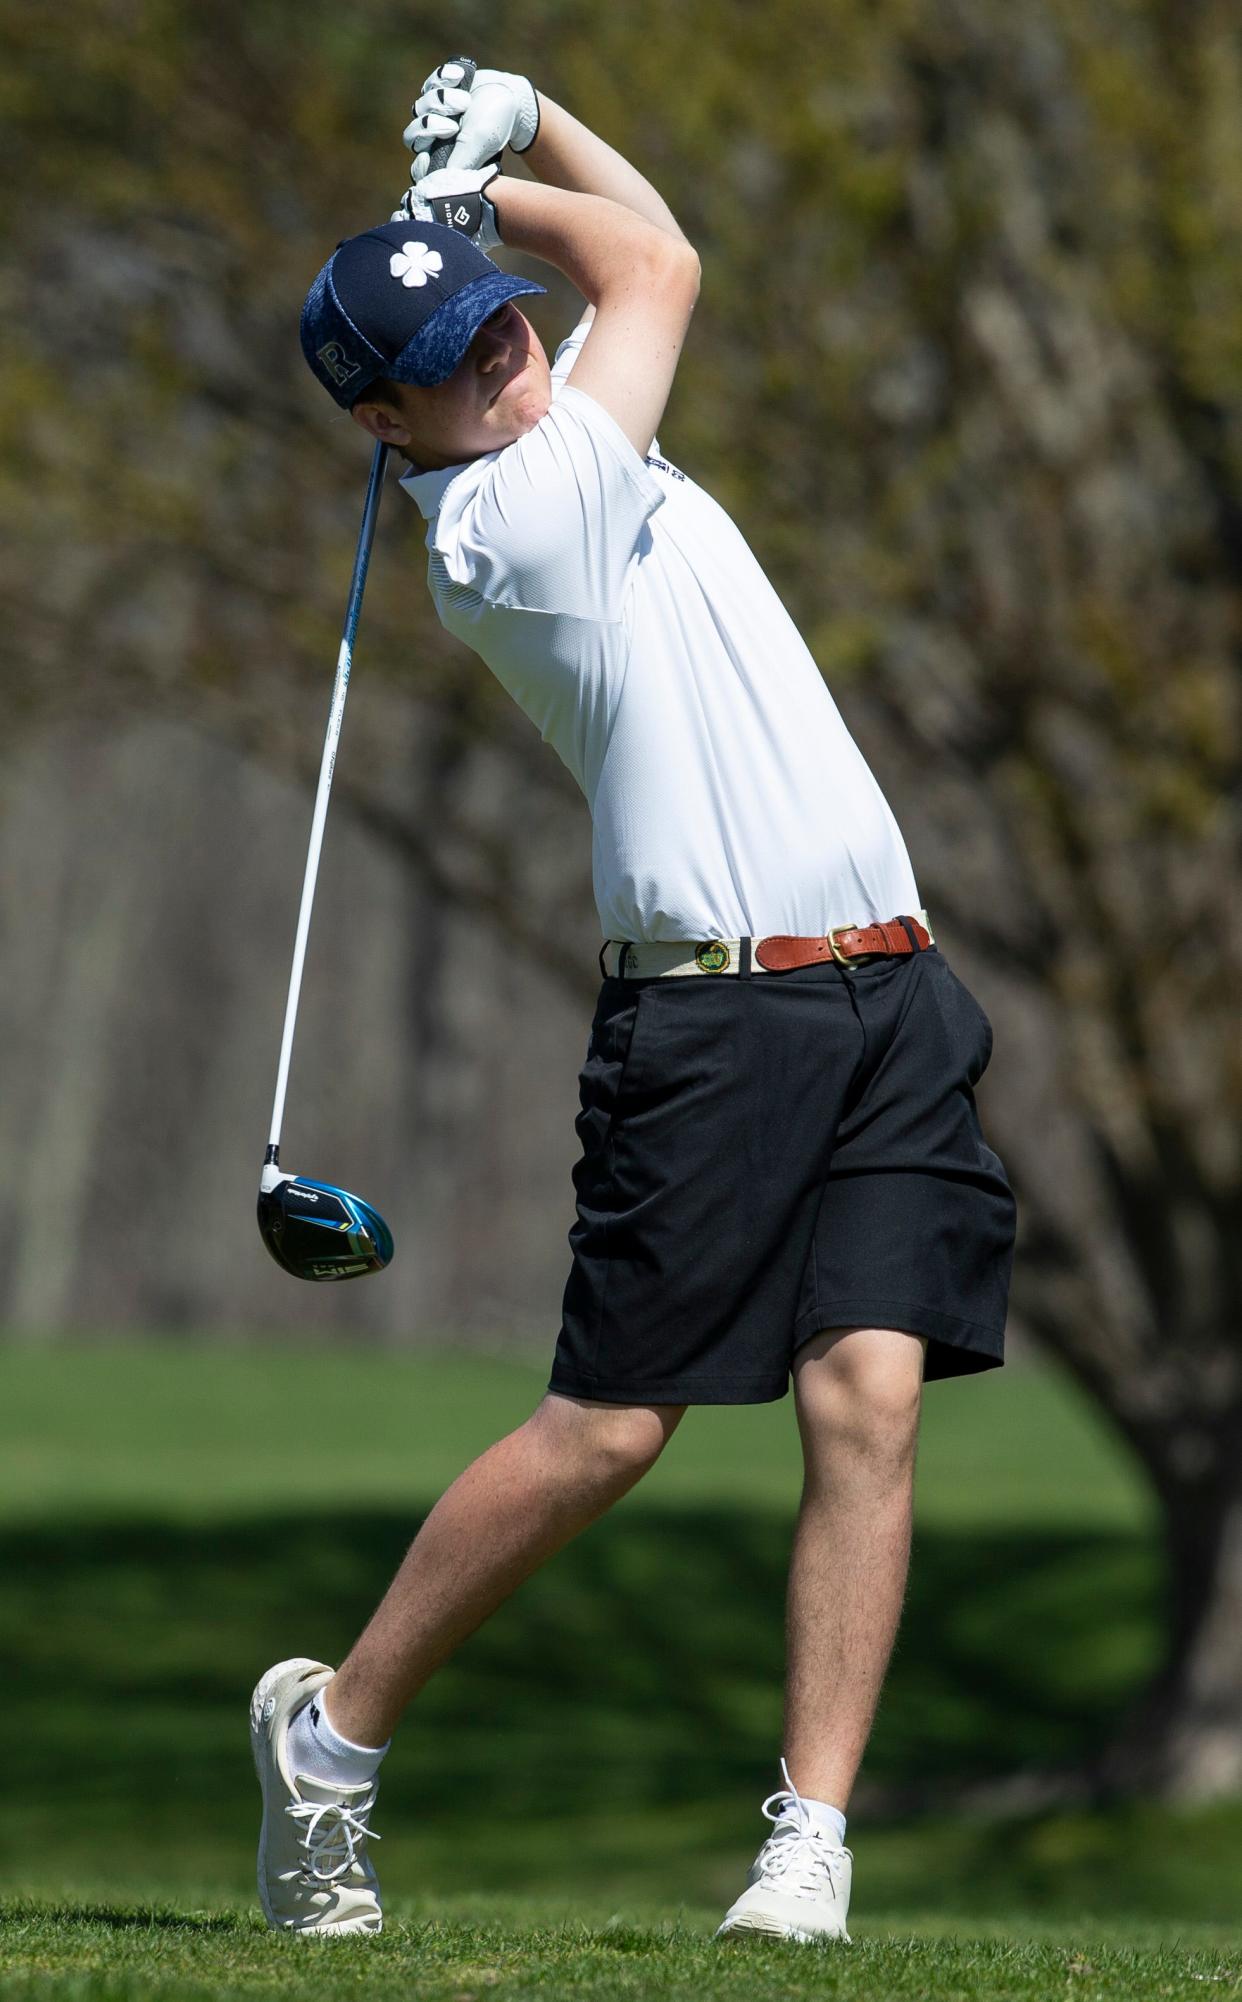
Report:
400,310,921,944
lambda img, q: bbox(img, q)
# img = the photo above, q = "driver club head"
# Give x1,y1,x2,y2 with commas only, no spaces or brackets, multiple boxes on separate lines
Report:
257,1169,394,1282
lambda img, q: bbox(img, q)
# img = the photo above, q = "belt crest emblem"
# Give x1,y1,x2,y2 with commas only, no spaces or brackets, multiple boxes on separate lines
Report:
695,941,731,973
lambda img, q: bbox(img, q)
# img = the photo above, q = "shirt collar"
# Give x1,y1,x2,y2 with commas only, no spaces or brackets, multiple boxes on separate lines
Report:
398,460,476,522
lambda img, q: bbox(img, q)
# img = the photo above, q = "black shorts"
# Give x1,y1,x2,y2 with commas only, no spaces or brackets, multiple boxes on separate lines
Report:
549,947,1017,1405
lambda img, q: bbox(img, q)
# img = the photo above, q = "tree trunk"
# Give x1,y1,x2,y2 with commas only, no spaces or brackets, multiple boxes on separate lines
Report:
1101,1443,1242,1799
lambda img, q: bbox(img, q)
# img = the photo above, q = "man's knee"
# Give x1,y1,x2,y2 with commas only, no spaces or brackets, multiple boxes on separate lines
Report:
533,1392,685,1483
794,1326,924,1470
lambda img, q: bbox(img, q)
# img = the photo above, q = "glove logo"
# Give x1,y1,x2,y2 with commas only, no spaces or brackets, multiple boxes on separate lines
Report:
390,241,445,287
452,204,471,226
316,341,361,389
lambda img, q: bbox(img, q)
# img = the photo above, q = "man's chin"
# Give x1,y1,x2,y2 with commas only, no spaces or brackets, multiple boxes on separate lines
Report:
510,387,552,436
485,401,548,454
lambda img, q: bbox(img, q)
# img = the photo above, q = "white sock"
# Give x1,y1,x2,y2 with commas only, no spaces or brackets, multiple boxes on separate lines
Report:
286,1688,389,1789
802,1795,848,1847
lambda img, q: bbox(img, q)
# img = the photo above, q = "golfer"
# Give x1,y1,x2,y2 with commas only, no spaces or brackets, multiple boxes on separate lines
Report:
252,59,1017,1941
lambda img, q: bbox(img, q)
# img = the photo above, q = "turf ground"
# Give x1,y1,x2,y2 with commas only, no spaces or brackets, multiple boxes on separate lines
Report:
3,1343,1241,2000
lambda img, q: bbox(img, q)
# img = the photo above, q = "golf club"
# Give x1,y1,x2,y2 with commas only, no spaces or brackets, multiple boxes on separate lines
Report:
256,66,476,1280
256,435,394,1280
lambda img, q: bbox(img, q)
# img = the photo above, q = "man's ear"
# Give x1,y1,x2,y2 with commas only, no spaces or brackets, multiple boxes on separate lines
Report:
350,397,413,448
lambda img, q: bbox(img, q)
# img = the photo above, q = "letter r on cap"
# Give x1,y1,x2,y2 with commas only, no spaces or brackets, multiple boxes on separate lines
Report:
317,341,361,388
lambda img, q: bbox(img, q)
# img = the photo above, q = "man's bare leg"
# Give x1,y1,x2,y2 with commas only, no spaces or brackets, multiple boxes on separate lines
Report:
323,1391,685,1748
783,1325,925,1808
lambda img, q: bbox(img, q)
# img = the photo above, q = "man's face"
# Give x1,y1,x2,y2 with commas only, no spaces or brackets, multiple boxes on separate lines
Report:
350,302,552,469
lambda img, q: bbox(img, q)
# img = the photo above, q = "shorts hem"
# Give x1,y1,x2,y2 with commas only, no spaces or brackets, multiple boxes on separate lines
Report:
548,1365,790,1408
793,1296,1005,1380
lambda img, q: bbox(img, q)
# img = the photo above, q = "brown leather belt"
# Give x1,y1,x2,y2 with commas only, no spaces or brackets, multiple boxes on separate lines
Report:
758,914,932,970
601,912,934,979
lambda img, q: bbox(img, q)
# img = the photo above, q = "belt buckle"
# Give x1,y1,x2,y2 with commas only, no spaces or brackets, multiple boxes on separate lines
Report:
827,926,854,966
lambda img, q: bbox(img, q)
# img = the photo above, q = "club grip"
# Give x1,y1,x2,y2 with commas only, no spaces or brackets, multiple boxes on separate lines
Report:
427,56,477,172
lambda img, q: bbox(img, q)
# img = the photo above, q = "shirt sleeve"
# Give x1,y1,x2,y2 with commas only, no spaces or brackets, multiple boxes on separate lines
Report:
429,384,666,621
550,304,595,390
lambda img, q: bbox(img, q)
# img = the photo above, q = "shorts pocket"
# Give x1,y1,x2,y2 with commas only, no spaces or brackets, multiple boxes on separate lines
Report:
929,958,994,1087
574,986,650,1165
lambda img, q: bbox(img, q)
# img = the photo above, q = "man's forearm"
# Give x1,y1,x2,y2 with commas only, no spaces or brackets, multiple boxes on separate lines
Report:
522,94,689,242
491,173,697,306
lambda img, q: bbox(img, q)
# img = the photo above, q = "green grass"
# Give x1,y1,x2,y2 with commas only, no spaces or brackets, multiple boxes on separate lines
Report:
3,1343,1236,1999
0,1341,1152,1527
4,1901,1242,2002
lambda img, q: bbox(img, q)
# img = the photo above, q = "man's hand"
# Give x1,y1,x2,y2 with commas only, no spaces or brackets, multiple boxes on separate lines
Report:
390,164,503,253
404,63,540,183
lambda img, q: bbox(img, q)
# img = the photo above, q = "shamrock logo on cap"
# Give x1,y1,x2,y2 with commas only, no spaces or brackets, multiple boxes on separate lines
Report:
390,240,444,287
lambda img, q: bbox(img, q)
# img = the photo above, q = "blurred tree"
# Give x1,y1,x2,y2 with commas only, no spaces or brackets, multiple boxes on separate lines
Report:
2,0,1240,1796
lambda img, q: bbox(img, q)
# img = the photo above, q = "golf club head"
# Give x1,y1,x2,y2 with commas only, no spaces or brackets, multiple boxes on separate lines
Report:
257,1170,394,1281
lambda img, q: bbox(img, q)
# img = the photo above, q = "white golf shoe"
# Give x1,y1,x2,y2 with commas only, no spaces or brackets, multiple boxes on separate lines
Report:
250,1657,383,1935
716,1763,852,1944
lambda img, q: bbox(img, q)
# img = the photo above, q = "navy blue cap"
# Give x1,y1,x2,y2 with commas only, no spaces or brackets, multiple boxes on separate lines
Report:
300,220,547,409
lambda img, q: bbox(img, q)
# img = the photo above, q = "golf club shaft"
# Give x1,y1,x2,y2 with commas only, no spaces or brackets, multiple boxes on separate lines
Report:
265,438,389,1157
264,63,474,1165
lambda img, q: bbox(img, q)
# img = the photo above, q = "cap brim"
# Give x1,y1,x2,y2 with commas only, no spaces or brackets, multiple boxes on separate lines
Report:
387,270,549,389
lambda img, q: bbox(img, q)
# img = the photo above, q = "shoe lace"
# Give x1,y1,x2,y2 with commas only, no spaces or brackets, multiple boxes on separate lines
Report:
755,1759,848,1898
286,1793,381,1885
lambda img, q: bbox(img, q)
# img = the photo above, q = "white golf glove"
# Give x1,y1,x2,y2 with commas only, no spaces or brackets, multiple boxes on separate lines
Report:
390,163,503,253
404,63,539,183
